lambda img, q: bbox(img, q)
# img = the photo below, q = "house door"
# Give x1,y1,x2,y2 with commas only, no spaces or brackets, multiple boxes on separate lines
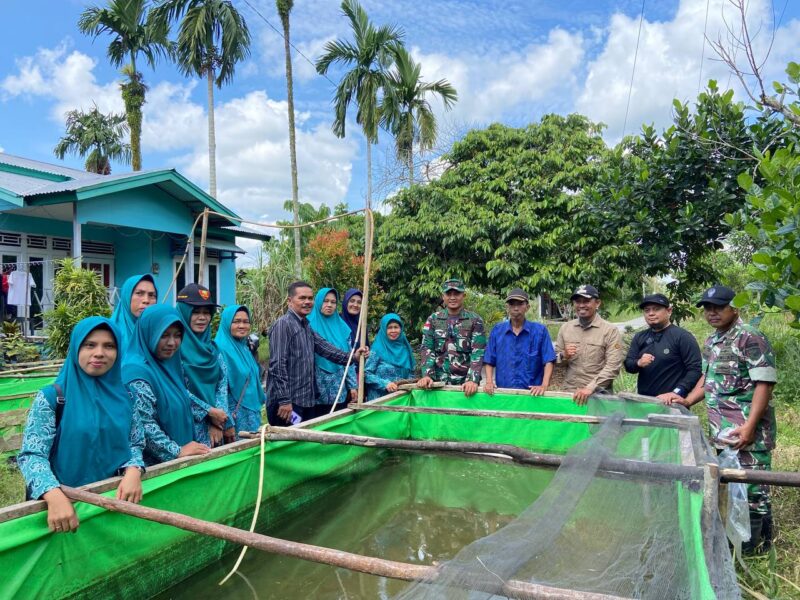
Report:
29,257,44,331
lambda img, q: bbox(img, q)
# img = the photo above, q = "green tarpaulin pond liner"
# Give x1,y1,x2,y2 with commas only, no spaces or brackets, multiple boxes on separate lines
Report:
0,389,739,599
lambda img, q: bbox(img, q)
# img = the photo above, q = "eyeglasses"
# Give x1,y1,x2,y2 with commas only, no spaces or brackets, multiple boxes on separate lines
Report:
232,319,251,325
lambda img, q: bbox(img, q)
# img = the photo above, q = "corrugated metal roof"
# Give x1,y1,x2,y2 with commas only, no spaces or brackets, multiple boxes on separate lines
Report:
25,168,167,195
219,225,272,242
0,171,55,196
0,152,91,179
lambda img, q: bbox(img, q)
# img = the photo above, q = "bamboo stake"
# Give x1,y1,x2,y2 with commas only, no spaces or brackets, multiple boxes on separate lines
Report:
1,363,63,375
357,208,374,405
346,403,658,427
1,359,63,369
197,208,209,286
60,486,631,600
0,373,59,379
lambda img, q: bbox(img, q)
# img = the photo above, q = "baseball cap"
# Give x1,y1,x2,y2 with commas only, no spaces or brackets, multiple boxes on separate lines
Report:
505,288,530,302
696,285,736,307
639,293,670,309
176,283,218,306
570,284,600,300
441,278,466,293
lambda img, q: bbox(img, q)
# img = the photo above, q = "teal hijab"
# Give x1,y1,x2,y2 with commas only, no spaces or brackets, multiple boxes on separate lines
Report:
122,305,193,446
176,302,221,406
214,305,266,412
110,274,157,351
45,317,133,488
371,313,415,371
307,288,351,373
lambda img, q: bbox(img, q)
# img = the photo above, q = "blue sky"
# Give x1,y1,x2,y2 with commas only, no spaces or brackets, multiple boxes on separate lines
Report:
1,0,799,262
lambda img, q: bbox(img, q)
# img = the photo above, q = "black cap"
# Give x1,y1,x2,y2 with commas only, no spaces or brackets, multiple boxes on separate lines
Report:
570,284,600,300
176,283,218,307
639,293,670,309
505,288,529,303
696,285,736,307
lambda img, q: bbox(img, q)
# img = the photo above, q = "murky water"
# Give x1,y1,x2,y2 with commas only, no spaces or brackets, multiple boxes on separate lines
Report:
154,452,554,600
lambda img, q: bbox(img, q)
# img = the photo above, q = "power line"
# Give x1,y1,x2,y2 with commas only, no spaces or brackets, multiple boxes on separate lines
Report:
697,0,711,96
238,0,337,88
622,0,646,139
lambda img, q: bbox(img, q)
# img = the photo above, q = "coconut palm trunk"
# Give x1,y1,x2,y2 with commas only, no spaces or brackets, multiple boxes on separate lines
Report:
207,67,217,197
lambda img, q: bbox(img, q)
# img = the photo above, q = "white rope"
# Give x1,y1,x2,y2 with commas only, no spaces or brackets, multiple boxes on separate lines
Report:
218,423,269,586
328,304,364,415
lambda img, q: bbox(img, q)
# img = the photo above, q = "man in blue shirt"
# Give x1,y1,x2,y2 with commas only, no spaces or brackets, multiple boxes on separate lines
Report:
483,288,556,395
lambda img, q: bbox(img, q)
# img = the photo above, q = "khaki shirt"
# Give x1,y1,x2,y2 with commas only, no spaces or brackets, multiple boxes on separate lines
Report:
555,315,624,392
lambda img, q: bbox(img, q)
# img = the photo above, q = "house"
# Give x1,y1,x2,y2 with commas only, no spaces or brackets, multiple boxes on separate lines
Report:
0,153,269,332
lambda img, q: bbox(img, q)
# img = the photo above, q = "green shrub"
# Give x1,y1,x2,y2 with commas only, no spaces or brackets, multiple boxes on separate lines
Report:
1,321,40,363
43,259,111,358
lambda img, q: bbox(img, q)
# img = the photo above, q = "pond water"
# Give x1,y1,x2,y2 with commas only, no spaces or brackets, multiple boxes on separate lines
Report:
154,452,554,600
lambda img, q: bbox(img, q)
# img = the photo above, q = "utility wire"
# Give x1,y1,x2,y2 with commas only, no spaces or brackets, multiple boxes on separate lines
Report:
622,0,646,139
697,0,711,96
238,0,337,88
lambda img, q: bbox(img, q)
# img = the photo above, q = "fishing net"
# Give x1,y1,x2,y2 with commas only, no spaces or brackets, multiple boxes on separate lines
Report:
396,397,740,600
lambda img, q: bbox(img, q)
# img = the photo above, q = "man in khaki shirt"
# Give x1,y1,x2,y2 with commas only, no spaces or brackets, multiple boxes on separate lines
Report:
555,284,624,404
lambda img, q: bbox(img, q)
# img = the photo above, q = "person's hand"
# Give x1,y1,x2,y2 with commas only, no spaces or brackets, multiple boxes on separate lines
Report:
209,425,223,446
529,385,547,396
207,407,228,429
116,467,143,503
417,376,433,389
178,441,210,458
44,488,78,533
355,346,370,359
729,423,756,449
277,403,293,422
565,343,579,359
223,427,236,444
462,381,478,397
386,381,398,392
657,392,684,406
637,353,655,368
348,389,358,402
484,381,496,396
573,387,593,405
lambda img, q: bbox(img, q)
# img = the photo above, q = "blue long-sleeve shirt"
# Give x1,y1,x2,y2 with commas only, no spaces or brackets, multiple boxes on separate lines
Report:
483,320,556,389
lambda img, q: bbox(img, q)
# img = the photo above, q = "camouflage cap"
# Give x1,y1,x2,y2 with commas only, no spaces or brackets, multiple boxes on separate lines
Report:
441,278,466,293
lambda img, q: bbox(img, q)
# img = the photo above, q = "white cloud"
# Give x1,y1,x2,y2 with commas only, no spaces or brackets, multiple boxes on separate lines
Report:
575,0,791,142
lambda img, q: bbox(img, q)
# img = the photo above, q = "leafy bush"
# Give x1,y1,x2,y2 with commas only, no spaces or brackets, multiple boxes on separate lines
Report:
1,321,40,363
236,241,296,337
43,259,111,358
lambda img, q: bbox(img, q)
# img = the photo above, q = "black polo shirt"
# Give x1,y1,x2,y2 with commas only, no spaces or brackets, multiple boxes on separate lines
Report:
624,324,702,397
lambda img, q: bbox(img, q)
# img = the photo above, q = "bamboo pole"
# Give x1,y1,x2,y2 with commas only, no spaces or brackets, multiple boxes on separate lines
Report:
357,209,374,405
197,208,210,286
0,372,59,379
60,486,631,600
1,359,63,369
0,392,39,401
346,403,658,427
1,363,63,375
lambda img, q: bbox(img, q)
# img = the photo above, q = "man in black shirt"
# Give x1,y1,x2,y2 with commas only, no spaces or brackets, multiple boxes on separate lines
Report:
624,293,701,402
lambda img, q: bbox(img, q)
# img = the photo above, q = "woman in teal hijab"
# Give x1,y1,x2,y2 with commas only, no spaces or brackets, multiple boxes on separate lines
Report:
365,313,416,401
18,317,145,533
215,305,266,436
307,288,357,416
110,274,158,350
175,283,232,446
122,304,210,466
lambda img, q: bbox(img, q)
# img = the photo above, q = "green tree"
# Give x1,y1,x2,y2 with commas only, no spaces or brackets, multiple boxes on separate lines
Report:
275,0,302,277
150,0,250,198
378,114,628,330
315,0,403,209
78,0,172,171
380,45,457,186
53,105,131,174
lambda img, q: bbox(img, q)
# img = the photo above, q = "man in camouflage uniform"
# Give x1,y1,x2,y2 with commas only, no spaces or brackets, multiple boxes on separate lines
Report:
677,285,777,553
418,278,486,397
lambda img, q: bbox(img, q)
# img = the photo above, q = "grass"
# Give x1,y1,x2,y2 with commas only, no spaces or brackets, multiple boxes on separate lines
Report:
0,456,24,507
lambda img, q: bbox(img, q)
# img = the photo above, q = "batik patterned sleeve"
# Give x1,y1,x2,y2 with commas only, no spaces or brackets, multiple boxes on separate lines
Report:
216,355,234,429
17,391,60,500
183,365,212,418
128,380,181,463
467,316,486,384
120,397,145,470
365,354,392,391
421,315,436,378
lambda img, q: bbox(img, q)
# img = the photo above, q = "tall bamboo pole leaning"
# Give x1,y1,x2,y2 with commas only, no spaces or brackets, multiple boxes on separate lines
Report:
357,208,374,403
197,208,209,286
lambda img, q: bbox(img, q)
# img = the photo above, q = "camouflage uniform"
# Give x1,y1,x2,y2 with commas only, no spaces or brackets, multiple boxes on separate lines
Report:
421,309,486,385
702,318,777,520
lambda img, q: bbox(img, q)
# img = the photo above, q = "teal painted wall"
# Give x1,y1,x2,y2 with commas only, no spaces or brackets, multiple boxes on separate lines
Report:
77,187,193,234
219,258,236,306
0,213,71,236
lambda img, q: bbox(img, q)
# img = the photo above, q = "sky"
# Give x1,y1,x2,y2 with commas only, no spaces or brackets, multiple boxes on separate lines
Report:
1,0,798,264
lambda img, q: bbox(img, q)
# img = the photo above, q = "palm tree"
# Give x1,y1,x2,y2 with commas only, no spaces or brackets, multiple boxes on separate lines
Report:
54,105,131,174
150,0,250,198
78,0,172,171
315,0,404,210
380,46,457,186
276,0,302,277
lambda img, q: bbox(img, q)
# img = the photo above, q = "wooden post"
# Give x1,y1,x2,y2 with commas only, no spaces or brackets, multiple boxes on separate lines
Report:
197,208,209,286
357,209,374,404
60,486,632,600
